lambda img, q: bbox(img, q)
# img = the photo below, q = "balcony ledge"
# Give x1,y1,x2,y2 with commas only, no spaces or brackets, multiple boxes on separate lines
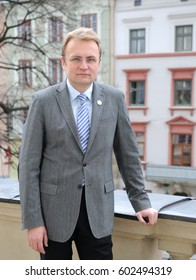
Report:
113,190,196,259
0,179,196,260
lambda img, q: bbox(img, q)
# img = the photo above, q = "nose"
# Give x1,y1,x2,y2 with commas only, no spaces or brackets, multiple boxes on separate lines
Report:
79,59,88,69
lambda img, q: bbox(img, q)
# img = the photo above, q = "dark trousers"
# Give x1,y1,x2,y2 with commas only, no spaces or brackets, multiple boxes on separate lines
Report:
41,189,113,260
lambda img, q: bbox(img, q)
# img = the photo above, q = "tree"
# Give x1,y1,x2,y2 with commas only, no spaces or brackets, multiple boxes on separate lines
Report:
0,0,80,173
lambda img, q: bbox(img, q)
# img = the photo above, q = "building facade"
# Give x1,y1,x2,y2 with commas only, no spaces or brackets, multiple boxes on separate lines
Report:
0,3,10,177
114,0,196,196
1,0,196,197
0,0,111,178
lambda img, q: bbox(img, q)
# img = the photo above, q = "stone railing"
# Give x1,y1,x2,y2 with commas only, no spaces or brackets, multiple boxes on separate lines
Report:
0,180,196,260
113,190,196,260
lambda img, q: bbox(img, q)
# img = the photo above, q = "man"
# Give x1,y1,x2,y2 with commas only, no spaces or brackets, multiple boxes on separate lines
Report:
19,27,158,260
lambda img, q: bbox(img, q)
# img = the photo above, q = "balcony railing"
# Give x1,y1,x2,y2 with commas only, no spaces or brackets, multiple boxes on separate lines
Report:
146,164,196,184
0,179,196,260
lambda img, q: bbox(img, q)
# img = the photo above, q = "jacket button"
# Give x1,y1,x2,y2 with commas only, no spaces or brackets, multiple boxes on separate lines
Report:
78,184,83,189
83,163,86,167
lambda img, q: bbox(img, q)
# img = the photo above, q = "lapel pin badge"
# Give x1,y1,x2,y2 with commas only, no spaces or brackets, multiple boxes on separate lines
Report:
97,100,102,106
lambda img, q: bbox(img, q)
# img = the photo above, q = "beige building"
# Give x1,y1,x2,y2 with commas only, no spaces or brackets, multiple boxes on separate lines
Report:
0,0,112,178
0,4,10,177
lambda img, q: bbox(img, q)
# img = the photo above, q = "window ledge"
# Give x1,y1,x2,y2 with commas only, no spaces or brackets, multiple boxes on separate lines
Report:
169,107,195,116
127,106,148,115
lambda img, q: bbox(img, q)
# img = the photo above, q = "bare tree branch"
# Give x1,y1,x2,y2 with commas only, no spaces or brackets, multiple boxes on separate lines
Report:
0,0,80,162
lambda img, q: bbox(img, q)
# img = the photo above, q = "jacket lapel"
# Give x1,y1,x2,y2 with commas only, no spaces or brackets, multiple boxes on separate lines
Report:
55,81,82,150
86,82,105,153
55,81,105,154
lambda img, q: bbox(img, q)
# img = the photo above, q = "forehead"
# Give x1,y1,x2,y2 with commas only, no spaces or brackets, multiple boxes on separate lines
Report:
65,39,100,57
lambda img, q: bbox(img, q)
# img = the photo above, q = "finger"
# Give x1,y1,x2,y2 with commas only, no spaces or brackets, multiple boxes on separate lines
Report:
148,212,158,225
37,239,45,254
29,236,45,254
43,231,48,248
29,240,39,252
136,213,147,225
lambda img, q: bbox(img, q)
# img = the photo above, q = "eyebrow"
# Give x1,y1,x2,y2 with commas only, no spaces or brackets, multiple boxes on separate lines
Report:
71,55,97,58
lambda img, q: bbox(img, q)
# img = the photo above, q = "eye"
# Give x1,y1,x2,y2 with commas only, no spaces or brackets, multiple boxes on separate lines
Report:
86,57,97,64
70,57,81,63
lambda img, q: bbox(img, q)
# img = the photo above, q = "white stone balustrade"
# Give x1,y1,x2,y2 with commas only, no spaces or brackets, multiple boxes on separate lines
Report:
0,180,196,260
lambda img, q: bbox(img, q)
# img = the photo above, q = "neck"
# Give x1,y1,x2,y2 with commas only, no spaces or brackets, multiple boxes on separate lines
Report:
68,80,92,93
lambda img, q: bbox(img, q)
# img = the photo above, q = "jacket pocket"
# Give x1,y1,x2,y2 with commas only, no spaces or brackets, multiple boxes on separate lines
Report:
104,180,115,193
40,182,57,195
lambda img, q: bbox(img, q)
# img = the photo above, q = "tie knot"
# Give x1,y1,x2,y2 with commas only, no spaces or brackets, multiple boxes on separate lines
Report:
78,94,88,103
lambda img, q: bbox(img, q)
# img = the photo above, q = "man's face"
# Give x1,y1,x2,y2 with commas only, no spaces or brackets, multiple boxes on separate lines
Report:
61,39,100,92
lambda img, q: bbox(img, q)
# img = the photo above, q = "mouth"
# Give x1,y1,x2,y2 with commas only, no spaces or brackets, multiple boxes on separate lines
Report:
77,73,90,76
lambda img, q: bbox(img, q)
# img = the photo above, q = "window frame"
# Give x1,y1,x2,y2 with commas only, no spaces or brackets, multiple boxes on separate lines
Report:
174,79,192,106
124,69,149,115
129,80,145,106
129,28,145,54
49,16,63,43
175,25,193,52
172,134,192,166
169,68,195,116
49,58,63,85
18,59,32,87
18,20,32,46
81,14,97,32
135,132,145,161
134,0,142,6
167,116,195,167
131,122,148,165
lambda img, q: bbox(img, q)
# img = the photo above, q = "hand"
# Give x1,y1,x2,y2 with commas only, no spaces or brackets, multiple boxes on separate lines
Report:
28,225,48,254
136,208,158,225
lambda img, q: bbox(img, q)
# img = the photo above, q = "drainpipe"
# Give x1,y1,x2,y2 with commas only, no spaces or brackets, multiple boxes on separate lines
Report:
109,0,115,86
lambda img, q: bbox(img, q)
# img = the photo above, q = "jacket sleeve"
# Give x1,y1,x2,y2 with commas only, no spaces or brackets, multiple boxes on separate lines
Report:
19,94,45,229
113,91,152,213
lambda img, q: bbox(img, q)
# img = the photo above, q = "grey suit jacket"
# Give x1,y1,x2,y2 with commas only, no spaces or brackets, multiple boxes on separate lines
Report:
19,80,151,242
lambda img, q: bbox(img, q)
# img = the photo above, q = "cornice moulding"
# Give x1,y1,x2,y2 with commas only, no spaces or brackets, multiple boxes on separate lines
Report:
122,17,153,24
168,12,196,20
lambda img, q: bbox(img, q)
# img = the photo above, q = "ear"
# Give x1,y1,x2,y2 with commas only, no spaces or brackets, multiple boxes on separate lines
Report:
60,56,67,70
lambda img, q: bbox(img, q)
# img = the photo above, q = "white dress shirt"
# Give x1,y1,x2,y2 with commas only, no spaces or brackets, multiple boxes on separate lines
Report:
67,79,93,125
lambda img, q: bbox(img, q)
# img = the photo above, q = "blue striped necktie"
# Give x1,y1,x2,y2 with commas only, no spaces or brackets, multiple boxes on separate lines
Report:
77,94,90,153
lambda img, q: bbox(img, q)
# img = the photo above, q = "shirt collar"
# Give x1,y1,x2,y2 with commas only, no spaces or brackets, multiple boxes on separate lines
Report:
67,79,93,102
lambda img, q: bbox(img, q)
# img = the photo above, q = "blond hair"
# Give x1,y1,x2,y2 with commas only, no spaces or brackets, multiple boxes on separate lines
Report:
61,27,102,58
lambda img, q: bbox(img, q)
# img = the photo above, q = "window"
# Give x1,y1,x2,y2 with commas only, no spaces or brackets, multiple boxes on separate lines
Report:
174,80,191,106
167,116,194,166
130,29,145,53
49,17,63,43
129,81,145,105
172,134,192,166
49,59,63,85
81,14,97,32
169,68,195,115
175,25,192,52
135,132,144,161
18,20,32,45
124,69,149,114
134,0,141,6
19,60,32,86
131,122,147,162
